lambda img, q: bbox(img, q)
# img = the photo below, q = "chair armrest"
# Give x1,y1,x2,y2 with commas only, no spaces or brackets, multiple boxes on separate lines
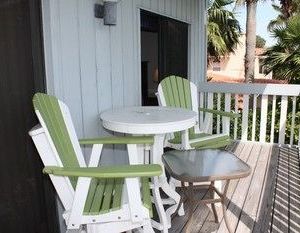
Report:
199,107,239,118
43,164,162,178
79,136,154,145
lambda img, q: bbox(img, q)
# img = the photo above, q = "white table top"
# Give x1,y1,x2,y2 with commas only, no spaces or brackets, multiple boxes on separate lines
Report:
100,106,197,134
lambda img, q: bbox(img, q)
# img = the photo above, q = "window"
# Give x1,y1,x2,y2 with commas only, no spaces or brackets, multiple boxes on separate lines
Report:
259,58,265,74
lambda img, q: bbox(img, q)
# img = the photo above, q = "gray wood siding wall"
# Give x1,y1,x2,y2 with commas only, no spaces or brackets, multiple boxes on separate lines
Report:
42,0,207,163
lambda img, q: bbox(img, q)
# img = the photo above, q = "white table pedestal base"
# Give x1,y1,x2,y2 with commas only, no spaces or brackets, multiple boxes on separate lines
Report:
100,107,197,232
150,135,184,232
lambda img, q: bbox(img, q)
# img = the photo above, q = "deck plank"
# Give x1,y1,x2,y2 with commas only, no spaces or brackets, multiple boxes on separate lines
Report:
235,144,271,233
288,148,300,233
216,143,261,233
169,189,208,233
271,147,290,233
252,145,279,233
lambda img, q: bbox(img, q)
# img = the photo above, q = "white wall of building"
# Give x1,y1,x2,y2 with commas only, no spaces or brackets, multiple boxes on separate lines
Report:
42,0,206,157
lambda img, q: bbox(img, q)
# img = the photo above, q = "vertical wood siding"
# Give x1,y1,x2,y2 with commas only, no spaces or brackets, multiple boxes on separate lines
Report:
42,0,206,163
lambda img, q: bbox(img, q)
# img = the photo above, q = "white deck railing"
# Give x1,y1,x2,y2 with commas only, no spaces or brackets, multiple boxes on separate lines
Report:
198,82,300,146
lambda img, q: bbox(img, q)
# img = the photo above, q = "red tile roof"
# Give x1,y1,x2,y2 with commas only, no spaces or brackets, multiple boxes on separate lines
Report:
209,76,287,84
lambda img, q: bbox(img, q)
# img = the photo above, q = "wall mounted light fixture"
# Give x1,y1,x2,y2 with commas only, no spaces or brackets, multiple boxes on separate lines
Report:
94,0,118,25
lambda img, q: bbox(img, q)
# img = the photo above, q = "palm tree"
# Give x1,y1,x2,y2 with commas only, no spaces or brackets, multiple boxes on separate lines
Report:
263,16,300,83
235,0,258,83
207,0,241,60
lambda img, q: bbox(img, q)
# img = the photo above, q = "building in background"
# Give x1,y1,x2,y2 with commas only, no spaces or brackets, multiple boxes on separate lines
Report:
207,34,273,83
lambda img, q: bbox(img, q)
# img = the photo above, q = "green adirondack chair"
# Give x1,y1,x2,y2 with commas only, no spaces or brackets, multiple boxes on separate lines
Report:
29,93,162,233
157,76,239,150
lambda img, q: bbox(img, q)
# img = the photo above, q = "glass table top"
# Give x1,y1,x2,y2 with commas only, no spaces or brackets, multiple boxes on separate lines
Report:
162,149,251,182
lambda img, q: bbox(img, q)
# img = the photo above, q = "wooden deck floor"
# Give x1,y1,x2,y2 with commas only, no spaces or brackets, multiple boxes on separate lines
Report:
167,141,300,233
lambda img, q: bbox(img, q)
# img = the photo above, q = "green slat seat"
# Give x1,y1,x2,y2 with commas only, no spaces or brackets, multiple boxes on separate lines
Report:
168,133,211,144
83,178,153,216
141,177,153,217
190,137,232,149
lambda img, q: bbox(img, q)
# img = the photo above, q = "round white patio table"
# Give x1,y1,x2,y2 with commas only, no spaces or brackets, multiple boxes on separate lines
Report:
100,106,197,232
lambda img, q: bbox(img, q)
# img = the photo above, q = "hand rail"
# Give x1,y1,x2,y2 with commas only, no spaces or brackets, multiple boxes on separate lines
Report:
198,82,300,96
198,82,300,146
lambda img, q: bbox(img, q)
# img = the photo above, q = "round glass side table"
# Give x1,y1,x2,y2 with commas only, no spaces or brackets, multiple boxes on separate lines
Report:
162,149,251,233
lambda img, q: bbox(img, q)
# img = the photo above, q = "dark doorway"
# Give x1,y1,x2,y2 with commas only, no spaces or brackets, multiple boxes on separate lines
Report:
141,10,188,106
0,1,58,232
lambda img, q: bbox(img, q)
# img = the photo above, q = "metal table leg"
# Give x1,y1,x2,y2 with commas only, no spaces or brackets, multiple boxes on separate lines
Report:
210,181,219,223
221,180,233,233
172,180,233,233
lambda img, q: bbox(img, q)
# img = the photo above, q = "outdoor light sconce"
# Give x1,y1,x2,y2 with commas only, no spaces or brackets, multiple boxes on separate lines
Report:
94,0,118,25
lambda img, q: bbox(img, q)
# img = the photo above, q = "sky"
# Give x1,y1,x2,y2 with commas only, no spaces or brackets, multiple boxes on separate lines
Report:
227,1,280,47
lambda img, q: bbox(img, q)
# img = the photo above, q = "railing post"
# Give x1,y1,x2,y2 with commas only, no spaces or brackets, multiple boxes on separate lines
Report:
251,95,257,141
241,95,249,141
223,93,231,135
270,96,276,144
279,96,288,144
259,95,268,143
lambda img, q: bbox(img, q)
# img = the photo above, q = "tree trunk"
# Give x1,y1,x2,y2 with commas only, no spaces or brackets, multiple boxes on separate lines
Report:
244,1,257,83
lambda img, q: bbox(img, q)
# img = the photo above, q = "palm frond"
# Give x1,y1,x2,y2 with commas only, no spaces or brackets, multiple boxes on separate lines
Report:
264,15,300,83
207,0,241,59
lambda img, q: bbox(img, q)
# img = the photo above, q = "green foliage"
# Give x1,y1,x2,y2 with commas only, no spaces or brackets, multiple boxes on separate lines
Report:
256,35,266,48
268,4,289,31
207,0,241,60
263,15,300,83
210,94,300,145
236,98,300,144
269,0,300,32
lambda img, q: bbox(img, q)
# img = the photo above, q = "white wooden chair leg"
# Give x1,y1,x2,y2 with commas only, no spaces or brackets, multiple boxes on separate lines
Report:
152,177,169,233
66,229,86,233
144,146,150,164
143,220,155,233
169,177,181,190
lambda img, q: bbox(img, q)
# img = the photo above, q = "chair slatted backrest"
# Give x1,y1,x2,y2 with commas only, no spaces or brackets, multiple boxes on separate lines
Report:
160,75,193,110
33,93,80,189
159,76,195,139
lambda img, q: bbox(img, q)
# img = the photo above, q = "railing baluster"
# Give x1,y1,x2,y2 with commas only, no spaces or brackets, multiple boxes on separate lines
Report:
279,96,288,144
234,94,238,140
207,92,214,134
270,96,276,144
251,95,257,141
199,92,204,126
259,95,268,143
242,94,249,141
290,96,296,145
298,127,300,147
217,93,221,134
223,93,231,135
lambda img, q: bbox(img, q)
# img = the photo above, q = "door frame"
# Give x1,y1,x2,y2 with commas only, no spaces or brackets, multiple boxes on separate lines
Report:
29,1,60,232
29,0,47,92
136,7,192,105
